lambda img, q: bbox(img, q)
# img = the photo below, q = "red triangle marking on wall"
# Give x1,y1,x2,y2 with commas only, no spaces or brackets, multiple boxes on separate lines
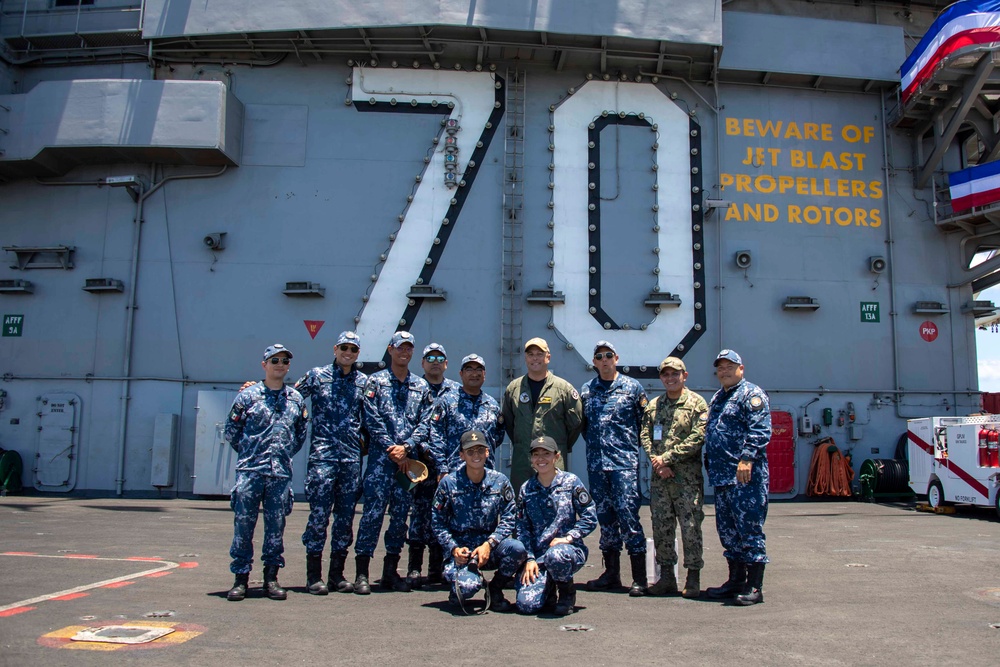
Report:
304,320,325,339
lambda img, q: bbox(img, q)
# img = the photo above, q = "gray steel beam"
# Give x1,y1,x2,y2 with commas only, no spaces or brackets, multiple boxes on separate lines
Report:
917,52,999,188
954,252,1000,287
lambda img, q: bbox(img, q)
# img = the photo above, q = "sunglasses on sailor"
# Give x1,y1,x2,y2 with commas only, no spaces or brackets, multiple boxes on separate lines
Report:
338,345,359,353
268,357,291,365
424,355,446,363
594,352,617,360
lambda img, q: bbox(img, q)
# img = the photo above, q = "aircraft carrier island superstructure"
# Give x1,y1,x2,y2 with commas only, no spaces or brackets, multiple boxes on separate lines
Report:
0,0,990,500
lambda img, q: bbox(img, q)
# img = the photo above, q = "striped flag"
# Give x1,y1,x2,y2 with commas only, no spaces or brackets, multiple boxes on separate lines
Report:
949,161,1000,211
901,1,1000,104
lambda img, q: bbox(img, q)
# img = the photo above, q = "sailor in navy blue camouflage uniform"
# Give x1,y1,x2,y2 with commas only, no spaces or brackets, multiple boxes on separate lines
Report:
431,429,526,612
403,342,461,588
295,331,368,595
225,343,307,602
428,354,502,478
515,436,598,616
704,349,771,606
354,331,433,595
579,341,649,597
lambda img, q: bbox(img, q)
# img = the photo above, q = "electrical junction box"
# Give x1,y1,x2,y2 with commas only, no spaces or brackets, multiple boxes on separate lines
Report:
849,424,863,441
798,415,813,436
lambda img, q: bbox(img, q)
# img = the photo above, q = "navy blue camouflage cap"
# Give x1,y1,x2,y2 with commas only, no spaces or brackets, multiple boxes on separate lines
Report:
460,429,488,450
593,340,617,355
263,343,293,361
390,331,415,348
336,331,361,348
461,353,486,369
529,435,558,453
714,349,743,366
422,342,447,358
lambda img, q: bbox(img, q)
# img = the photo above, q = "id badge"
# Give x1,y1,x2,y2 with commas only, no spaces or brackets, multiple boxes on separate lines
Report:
653,423,663,442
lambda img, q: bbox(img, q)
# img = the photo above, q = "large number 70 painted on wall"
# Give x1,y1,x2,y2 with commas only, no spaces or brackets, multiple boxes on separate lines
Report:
351,69,704,375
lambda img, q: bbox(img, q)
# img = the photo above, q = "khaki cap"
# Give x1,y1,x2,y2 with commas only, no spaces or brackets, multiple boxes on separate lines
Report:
524,337,550,354
658,357,686,372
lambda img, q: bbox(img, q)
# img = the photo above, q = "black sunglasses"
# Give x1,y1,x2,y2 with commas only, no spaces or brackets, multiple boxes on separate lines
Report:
268,357,291,365
338,345,360,353
594,352,616,360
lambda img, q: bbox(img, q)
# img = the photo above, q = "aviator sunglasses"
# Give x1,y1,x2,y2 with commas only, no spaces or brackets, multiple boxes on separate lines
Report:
268,357,291,365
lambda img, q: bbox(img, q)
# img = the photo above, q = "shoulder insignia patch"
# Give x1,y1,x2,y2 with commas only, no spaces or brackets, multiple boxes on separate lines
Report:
699,412,709,422
571,389,580,400
574,486,592,506
229,404,245,422
502,485,514,503
749,396,764,411
498,414,505,425
639,395,648,408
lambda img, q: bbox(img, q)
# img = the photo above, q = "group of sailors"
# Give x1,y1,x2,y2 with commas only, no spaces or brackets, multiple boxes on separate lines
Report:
223,332,771,613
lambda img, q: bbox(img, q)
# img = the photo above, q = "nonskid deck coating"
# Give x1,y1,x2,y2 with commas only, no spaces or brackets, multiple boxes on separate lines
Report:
1,497,998,666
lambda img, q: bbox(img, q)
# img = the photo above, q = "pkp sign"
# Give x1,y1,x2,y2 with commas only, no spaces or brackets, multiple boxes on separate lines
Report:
919,321,938,342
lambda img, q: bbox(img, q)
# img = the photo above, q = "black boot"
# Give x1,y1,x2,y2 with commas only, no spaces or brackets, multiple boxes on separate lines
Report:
380,554,412,592
706,559,746,600
354,555,372,595
227,573,249,602
628,553,648,597
488,573,514,612
538,578,558,613
306,552,328,595
406,544,425,590
586,550,622,591
553,580,577,616
427,543,444,586
263,565,287,600
328,552,354,593
734,563,765,606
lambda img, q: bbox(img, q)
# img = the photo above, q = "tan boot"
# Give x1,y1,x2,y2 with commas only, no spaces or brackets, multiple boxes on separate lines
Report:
681,569,700,598
647,568,678,595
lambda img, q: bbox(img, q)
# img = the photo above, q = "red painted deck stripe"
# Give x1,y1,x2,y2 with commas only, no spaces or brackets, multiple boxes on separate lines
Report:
51,593,89,601
100,581,134,589
145,571,172,578
0,606,35,617
177,562,199,569
64,554,98,559
125,557,163,561
1,552,38,556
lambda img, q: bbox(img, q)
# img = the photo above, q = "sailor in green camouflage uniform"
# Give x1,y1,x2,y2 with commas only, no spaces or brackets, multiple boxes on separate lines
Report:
640,356,708,598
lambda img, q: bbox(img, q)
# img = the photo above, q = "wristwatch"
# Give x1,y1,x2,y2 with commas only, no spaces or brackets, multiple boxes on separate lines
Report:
565,535,574,544
487,537,499,549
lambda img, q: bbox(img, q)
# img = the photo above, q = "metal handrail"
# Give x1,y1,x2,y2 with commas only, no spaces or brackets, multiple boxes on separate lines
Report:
0,1,141,39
